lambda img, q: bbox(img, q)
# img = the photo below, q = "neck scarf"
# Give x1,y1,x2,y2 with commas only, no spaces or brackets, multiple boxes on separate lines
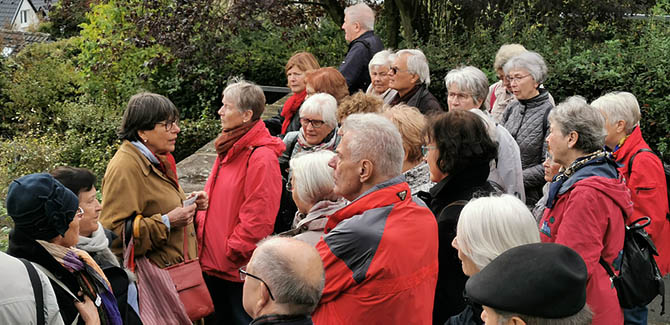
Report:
76,222,109,253
215,120,258,158
131,141,180,189
296,126,338,154
280,90,307,134
545,150,608,209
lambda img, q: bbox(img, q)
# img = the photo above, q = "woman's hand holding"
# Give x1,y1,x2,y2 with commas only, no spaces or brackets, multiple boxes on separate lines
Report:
189,191,209,210
74,293,100,325
167,204,196,228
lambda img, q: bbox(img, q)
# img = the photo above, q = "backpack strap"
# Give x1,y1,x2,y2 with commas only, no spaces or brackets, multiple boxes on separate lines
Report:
32,263,81,325
19,259,45,325
627,148,655,178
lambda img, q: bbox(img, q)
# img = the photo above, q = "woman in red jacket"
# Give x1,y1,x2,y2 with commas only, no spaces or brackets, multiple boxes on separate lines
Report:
540,96,631,325
197,80,286,325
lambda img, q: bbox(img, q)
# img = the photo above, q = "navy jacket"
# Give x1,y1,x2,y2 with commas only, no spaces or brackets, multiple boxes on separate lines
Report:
338,30,383,95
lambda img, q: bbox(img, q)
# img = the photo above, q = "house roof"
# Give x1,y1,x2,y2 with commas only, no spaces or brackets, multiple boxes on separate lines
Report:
1,28,51,56
0,0,22,28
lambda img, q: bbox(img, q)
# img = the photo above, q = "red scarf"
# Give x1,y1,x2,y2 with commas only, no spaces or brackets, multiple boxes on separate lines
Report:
280,90,307,134
156,152,180,190
215,120,258,158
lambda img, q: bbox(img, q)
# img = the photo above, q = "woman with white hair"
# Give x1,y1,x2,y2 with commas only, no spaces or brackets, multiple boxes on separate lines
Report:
502,51,554,207
280,150,346,246
540,96,630,325
448,194,540,325
276,93,341,233
366,50,397,104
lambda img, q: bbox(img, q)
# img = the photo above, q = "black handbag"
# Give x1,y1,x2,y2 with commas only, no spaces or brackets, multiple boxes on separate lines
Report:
599,216,665,312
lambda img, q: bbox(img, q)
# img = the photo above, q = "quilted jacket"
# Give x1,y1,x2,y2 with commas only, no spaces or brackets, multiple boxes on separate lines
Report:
502,89,554,206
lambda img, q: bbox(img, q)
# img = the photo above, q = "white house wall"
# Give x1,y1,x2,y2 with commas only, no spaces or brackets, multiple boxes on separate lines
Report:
12,0,39,32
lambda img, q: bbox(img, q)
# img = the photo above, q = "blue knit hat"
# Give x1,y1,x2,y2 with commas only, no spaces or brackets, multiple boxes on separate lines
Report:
6,173,79,240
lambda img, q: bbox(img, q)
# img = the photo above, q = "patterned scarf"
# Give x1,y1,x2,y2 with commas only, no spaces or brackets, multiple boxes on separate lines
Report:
295,126,338,154
280,90,307,134
215,120,258,158
545,150,608,209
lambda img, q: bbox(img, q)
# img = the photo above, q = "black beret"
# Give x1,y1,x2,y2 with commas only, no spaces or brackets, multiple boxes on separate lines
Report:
6,173,79,239
465,242,587,319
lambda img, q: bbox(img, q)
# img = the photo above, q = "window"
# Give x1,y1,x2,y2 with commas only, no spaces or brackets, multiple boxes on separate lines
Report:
20,10,29,24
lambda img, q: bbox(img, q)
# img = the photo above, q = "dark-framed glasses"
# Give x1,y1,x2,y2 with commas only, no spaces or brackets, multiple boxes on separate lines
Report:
299,118,325,129
157,118,180,132
239,266,275,300
390,66,411,75
421,145,436,156
75,207,84,217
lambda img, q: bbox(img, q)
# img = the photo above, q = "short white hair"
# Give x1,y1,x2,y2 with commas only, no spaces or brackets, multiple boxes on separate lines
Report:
591,91,641,135
456,194,540,271
300,93,338,129
444,66,489,109
503,51,548,84
344,3,375,31
368,49,394,71
396,49,431,86
289,150,338,206
341,113,404,178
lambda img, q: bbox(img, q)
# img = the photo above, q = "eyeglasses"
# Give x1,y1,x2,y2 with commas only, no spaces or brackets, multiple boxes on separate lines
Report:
75,207,84,217
421,145,437,156
157,119,179,132
447,92,472,101
505,74,532,84
389,66,411,75
239,266,275,300
299,118,325,129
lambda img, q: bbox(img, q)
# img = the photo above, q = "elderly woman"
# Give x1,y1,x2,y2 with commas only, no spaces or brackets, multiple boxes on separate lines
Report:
421,110,497,324
280,150,346,245
485,44,527,122
445,65,525,202
531,153,562,222
196,80,285,325
540,96,630,325
501,51,554,207
388,49,443,114
447,194,540,325
101,92,204,321
305,67,350,104
336,91,383,123
51,166,142,324
382,104,432,194
276,93,341,233
264,52,320,137
365,50,397,104
7,173,122,325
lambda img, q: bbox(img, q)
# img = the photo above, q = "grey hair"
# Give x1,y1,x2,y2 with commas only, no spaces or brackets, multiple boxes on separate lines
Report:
289,150,339,206
341,113,404,178
396,49,431,86
444,66,489,109
223,78,266,120
344,3,375,31
495,304,593,325
252,236,325,314
368,49,394,71
300,93,338,129
456,194,540,271
503,51,548,84
591,91,641,135
493,44,527,71
549,96,607,153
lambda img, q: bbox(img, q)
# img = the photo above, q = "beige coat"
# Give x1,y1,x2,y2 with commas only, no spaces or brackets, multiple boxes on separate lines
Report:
100,141,196,268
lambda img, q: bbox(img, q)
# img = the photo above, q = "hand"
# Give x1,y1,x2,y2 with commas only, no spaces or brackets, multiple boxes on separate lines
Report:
167,204,196,228
74,293,100,325
189,191,209,210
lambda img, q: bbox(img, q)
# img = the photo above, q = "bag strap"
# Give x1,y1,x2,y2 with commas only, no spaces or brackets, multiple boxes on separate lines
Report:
19,259,45,325
627,148,655,178
542,106,551,139
32,263,81,325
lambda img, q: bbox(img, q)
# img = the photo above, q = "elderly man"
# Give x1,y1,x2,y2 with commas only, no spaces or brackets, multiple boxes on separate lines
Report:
388,49,443,114
313,113,439,324
466,243,592,325
592,91,669,325
241,236,324,325
338,3,383,95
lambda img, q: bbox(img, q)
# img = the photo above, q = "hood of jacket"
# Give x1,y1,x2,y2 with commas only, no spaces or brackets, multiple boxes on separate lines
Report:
222,120,286,163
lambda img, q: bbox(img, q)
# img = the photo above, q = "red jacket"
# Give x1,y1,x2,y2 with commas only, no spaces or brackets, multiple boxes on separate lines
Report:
613,126,670,274
196,121,285,281
313,177,439,324
540,160,632,325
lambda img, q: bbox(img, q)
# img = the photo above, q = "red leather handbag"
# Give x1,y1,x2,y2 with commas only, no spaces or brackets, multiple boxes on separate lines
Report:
166,228,215,321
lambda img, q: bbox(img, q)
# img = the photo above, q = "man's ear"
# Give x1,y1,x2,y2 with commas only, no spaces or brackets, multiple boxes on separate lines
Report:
253,284,271,317
508,316,527,325
410,73,420,85
359,160,374,183
567,130,579,149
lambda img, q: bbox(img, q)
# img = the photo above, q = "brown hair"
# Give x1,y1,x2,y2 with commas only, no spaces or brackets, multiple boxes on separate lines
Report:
337,91,383,123
285,52,320,74
383,104,426,163
305,67,349,104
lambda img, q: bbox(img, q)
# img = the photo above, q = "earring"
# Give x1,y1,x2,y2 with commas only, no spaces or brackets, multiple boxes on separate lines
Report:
143,138,148,143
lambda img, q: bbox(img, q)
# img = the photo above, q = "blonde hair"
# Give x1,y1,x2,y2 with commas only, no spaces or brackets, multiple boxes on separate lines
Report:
285,52,320,75
493,44,527,71
383,104,426,164
337,91,383,123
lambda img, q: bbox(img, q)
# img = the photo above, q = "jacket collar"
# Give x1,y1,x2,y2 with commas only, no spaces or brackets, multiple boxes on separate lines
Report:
517,88,550,111
613,126,644,163
348,30,375,49
250,314,312,325
324,176,409,233
222,120,286,163
119,141,179,188
428,161,490,205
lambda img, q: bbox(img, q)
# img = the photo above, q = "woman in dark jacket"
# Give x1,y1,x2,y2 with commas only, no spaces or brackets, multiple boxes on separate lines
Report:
502,51,554,207
7,173,122,325
419,110,497,325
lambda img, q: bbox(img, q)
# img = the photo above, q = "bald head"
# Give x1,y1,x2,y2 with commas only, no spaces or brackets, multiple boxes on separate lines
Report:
244,236,325,318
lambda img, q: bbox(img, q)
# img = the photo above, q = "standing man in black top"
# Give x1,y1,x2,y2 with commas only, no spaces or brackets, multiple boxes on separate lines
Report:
339,3,383,95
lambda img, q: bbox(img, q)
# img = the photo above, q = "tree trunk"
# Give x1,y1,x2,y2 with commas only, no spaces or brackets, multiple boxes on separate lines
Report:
321,0,344,26
394,0,415,47
385,0,400,48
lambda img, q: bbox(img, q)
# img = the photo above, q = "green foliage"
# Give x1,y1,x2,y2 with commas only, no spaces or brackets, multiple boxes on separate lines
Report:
173,118,221,162
39,0,96,38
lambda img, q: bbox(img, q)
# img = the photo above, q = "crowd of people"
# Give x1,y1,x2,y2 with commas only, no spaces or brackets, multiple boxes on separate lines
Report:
2,2,669,325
